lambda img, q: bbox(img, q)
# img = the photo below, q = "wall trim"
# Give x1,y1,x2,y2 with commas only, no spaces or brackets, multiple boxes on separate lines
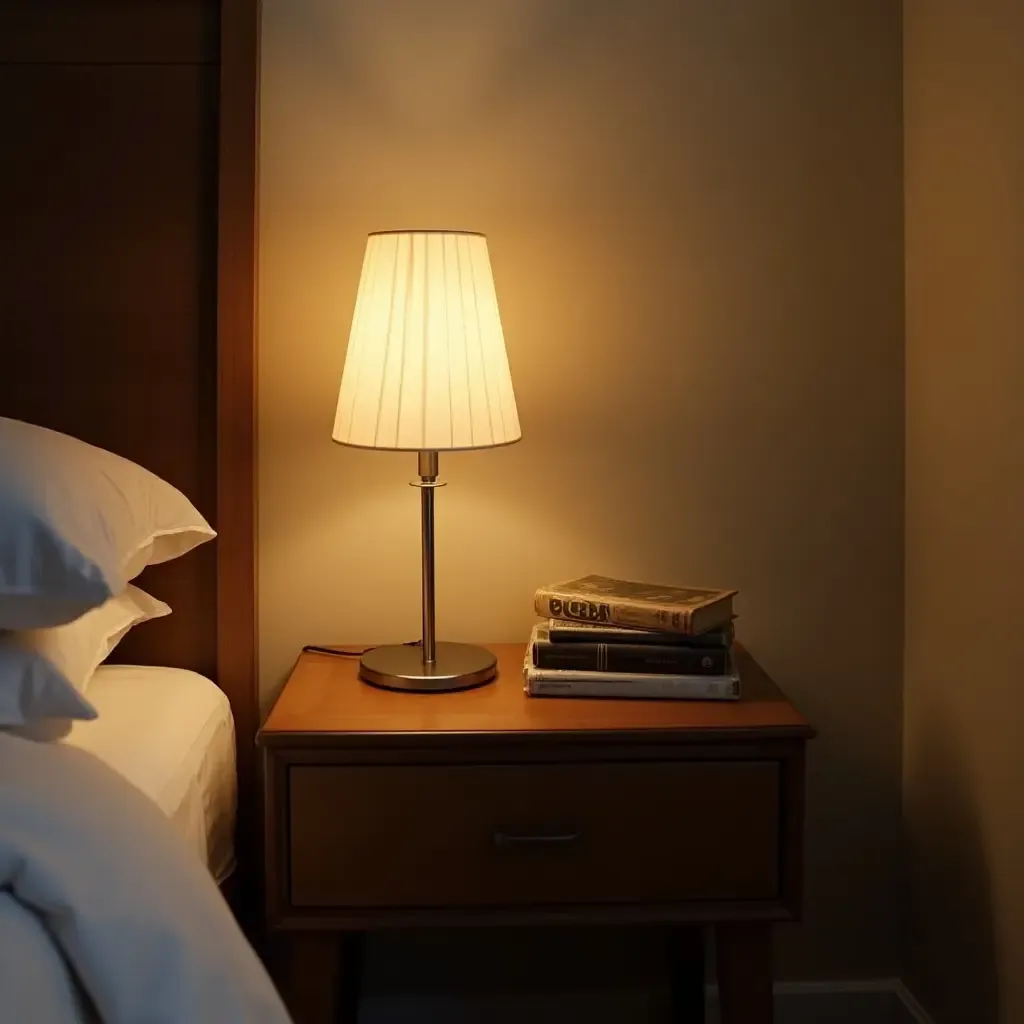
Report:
893,978,937,1024
704,977,937,1024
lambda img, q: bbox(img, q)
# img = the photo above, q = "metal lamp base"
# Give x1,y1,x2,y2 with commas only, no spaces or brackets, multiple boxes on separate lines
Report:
359,641,497,693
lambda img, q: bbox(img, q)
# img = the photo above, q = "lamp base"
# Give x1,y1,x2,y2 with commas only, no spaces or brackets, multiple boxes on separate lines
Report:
359,641,497,693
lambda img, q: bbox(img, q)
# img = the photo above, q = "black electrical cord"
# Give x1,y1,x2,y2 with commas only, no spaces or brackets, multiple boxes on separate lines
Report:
302,640,421,659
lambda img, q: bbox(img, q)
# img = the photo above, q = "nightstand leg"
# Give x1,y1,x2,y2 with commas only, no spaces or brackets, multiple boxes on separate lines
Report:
334,931,366,1024
715,923,773,1024
269,932,365,1024
668,926,706,1023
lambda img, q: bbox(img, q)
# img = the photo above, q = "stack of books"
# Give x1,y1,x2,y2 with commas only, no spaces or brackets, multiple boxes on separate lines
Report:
524,574,740,701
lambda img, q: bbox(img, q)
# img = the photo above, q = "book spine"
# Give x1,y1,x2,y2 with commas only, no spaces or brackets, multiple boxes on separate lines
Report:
532,639,729,675
546,619,734,647
526,675,740,701
534,588,697,634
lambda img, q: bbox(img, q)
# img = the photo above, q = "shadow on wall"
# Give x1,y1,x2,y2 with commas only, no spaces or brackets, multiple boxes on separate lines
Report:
361,924,674,1023
904,705,999,1024
267,0,624,137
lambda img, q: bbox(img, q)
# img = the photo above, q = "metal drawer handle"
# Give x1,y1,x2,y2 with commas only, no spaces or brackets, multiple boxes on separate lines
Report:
493,830,580,848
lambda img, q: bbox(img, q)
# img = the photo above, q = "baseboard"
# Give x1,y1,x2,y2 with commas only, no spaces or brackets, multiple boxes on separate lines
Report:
892,979,937,1024
706,977,934,1024
361,977,937,1023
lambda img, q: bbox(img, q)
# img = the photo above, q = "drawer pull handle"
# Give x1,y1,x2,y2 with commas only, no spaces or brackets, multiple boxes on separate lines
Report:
493,830,580,848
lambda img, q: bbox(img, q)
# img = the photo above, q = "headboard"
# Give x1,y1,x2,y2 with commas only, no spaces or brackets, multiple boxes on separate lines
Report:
0,0,259,887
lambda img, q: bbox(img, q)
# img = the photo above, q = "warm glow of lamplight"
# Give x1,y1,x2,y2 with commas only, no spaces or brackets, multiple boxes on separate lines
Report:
333,231,521,452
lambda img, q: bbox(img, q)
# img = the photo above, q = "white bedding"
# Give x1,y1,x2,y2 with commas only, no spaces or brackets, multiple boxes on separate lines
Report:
63,665,237,883
0,732,291,1023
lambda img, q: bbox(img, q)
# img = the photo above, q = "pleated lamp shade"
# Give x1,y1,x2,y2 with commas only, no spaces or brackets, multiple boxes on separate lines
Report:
333,231,521,451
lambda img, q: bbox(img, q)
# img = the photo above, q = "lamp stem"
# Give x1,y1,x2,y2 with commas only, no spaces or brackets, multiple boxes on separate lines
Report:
418,450,438,664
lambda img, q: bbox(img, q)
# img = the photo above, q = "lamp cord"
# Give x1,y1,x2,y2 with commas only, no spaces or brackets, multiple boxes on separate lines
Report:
302,640,421,659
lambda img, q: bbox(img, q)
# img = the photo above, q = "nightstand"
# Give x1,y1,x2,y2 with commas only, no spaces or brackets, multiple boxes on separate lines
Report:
258,643,814,1024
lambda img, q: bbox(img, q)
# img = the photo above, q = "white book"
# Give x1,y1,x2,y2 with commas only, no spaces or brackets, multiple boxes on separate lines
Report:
523,651,740,701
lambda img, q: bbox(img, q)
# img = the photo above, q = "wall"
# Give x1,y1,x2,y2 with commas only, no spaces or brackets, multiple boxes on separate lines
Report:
258,0,904,981
903,1,1024,1021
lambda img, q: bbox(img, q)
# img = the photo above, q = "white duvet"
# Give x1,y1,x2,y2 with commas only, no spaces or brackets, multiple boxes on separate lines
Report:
0,732,292,1024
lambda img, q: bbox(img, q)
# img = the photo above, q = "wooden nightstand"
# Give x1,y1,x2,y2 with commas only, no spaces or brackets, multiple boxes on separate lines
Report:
258,643,814,1024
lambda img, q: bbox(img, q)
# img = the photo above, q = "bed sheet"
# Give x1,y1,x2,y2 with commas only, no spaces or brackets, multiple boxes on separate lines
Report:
64,664,236,882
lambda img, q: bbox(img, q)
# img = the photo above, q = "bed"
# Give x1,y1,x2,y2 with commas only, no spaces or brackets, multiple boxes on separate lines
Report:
0,0,278,1019
65,665,239,885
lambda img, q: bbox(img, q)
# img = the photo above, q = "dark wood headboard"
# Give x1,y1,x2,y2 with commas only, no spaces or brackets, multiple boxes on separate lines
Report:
0,0,259,882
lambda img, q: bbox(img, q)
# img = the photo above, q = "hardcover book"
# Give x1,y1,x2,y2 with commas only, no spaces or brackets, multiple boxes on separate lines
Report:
523,648,740,702
534,575,737,636
531,623,730,675
545,618,734,647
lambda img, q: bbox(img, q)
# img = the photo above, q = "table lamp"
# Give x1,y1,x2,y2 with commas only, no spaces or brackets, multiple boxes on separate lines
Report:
333,230,521,692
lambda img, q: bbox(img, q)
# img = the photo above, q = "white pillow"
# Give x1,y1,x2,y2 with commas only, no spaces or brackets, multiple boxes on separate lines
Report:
0,584,170,729
0,416,215,629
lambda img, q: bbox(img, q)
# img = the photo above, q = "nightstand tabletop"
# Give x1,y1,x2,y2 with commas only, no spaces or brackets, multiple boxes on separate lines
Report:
258,642,813,745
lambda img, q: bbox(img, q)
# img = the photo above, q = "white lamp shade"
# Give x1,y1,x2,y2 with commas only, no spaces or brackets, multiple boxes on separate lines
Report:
333,231,521,451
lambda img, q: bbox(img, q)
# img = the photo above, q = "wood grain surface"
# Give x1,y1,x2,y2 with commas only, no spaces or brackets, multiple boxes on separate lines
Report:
260,643,814,743
288,759,780,909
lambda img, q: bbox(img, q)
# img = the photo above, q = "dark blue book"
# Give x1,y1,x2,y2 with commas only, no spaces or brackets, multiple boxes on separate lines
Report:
532,623,731,675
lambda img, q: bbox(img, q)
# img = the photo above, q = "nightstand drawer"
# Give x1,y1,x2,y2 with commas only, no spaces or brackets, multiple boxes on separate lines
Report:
288,760,779,909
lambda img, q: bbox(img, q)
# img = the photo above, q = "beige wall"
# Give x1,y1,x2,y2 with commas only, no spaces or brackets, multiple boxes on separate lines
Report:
903,2,1024,1021
258,0,904,979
